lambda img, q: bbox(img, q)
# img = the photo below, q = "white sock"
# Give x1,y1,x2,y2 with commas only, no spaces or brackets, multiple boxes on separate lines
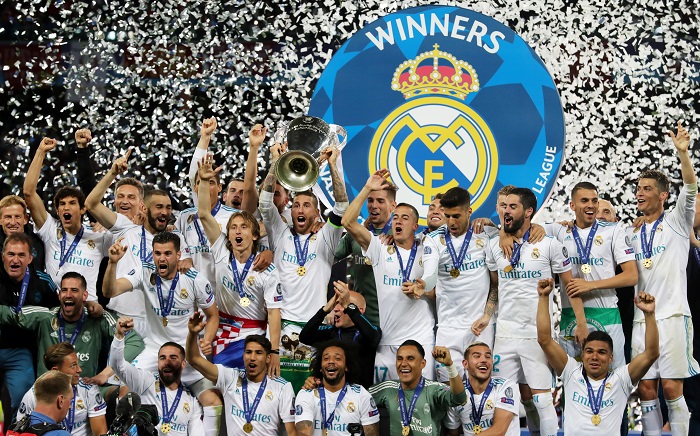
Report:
532,393,558,436
203,405,222,436
522,399,541,435
640,399,663,436
666,396,690,436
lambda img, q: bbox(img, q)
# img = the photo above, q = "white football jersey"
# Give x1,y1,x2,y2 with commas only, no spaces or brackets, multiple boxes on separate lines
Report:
445,377,520,436
295,384,380,435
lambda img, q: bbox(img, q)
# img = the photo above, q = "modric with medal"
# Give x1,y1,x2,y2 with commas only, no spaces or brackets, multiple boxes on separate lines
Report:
537,278,659,435
186,313,297,435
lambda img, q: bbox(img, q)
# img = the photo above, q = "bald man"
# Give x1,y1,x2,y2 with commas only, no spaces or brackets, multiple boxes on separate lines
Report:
299,281,382,388
597,199,618,223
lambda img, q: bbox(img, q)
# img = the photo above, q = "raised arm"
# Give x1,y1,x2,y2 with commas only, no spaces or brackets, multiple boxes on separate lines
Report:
102,238,135,298
196,154,225,243
321,146,348,204
669,121,695,185
628,292,659,384
340,170,391,251
240,124,267,214
23,138,56,230
85,148,132,229
433,346,466,404
536,278,568,376
566,260,638,297
186,311,219,383
188,117,217,189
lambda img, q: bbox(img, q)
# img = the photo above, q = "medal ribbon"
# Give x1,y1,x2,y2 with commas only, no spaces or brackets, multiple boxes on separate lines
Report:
508,228,531,269
319,383,348,431
583,371,610,418
398,376,425,429
640,213,664,259
445,227,473,271
242,376,268,425
466,379,494,429
231,254,256,299
292,230,314,267
160,382,183,425
59,226,84,268
193,202,222,246
694,243,700,267
140,226,153,263
14,268,31,313
368,217,392,236
58,310,86,345
571,220,599,265
63,385,77,432
394,240,418,283
156,273,179,319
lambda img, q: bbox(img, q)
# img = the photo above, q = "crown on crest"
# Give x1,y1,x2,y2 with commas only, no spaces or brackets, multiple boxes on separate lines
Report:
391,44,479,100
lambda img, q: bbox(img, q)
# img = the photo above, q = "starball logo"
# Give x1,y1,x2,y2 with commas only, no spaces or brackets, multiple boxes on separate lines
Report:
309,5,565,225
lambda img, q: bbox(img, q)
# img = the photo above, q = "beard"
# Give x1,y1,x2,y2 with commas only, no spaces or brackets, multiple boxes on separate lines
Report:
503,215,525,234
158,365,183,385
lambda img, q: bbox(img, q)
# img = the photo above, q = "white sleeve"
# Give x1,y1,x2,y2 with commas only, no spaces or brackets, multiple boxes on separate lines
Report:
16,388,36,421
86,385,108,417
294,390,317,424
215,365,238,392
187,399,205,435
35,214,57,240
359,387,380,426
549,238,572,274
210,234,229,264
361,235,382,267
195,274,216,309
189,148,208,190
667,183,697,236
485,241,498,272
176,230,191,260
560,355,578,384
259,191,289,252
108,336,154,395
263,267,284,309
544,222,564,238
420,236,440,292
443,405,462,430
612,222,635,264
279,382,297,424
109,213,137,236
493,379,519,416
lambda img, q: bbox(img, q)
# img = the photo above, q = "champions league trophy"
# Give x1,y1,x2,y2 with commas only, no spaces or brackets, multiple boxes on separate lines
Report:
273,115,347,192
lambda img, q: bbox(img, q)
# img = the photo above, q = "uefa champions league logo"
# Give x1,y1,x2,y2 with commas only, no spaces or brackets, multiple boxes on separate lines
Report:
309,5,565,224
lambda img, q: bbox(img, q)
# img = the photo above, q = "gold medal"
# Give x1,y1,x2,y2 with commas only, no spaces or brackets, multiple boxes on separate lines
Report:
162,317,168,327
450,268,460,278
402,425,410,436
160,422,171,433
473,424,482,434
297,266,306,276
643,258,653,269
581,264,592,274
503,265,513,273
591,414,601,426
240,297,251,307
243,422,253,433
322,429,328,436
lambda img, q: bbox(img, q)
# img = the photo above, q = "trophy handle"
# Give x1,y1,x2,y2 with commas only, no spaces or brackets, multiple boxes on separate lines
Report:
314,124,347,167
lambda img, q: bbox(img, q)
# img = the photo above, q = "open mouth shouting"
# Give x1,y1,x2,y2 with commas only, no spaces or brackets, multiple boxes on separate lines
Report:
394,224,404,237
158,262,169,275
503,214,514,227
62,213,73,224
234,236,243,246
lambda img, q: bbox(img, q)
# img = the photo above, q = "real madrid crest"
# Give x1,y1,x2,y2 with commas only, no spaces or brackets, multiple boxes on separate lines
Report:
56,228,63,239
265,391,274,401
476,239,485,249
485,399,494,410
87,239,96,249
656,225,663,232
633,227,640,233
604,382,612,391
180,288,189,299
387,245,396,255
531,248,540,259
246,276,255,286
364,256,372,265
310,234,317,242
51,317,59,331
347,402,356,413
594,236,603,246
150,273,156,286
440,236,446,246
77,399,85,410
187,214,194,224
183,402,190,413
82,331,91,343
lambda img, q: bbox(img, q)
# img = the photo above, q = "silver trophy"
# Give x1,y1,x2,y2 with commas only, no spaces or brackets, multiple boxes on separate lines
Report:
272,115,347,192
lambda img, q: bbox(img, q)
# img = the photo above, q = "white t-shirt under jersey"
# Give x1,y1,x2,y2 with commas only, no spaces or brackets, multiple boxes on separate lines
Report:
627,183,697,322
422,226,491,328
485,234,571,338
216,366,295,435
547,221,635,309
561,355,633,435
364,235,434,346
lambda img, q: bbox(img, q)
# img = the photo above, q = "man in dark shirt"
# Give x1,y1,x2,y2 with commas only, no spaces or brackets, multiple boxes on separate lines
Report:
0,233,58,418
0,195,45,271
300,280,382,388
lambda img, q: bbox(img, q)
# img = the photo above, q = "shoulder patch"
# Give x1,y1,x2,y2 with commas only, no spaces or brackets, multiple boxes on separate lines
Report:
185,269,199,279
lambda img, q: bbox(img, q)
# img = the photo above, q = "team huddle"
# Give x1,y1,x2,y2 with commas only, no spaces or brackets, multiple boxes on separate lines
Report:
0,118,695,435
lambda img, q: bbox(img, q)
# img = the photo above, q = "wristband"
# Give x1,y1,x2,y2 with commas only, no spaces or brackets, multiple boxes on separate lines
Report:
445,364,459,379
270,349,280,355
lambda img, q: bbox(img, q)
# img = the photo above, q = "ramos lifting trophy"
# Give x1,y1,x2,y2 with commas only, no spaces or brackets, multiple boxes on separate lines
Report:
273,115,347,191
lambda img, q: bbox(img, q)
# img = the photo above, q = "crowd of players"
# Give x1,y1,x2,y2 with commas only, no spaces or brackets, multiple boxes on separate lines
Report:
0,118,697,435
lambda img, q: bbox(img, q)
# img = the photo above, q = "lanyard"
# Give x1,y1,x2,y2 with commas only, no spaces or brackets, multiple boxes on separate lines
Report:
466,379,494,428
319,384,348,431
640,213,664,259
160,382,183,424
140,226,153,263
394,240,418,282
292,230,314,267
63,385,77,431
368,218,392,235
398,376,424,428
156,273,179,319
193,202,222,246
14,268,30,313
58,311,86,345
59,226,84,268
583,371,610,417
445,227,473,270
571,220,599,265
508,228,531,269
242,376,268,424
231,254,256,299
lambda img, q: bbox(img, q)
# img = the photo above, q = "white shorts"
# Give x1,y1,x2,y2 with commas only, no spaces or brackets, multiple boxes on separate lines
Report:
632,315,700,380
374,344,435,384
132,344,209,388
559,323,626,369
435,324,495,382
493,336,553,390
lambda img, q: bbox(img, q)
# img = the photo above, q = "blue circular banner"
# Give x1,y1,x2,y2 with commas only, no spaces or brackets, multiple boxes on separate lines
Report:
309,5,565,224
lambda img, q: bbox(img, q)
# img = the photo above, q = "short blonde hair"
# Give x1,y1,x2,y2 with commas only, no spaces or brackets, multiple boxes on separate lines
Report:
34,370,72,405
0,195,27,211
